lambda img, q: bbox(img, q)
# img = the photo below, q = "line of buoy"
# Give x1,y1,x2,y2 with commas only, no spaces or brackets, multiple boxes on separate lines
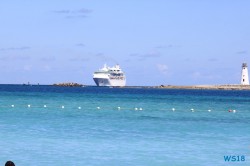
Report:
4,105,145,111
4,105,142,110
168,108,213,112
2,104,239,113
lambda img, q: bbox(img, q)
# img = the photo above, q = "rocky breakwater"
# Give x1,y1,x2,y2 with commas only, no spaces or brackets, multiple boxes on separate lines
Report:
158,84,250,90
53,82,83,87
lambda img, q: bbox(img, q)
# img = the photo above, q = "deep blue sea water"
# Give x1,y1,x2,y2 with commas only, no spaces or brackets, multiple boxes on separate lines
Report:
0,85,249,166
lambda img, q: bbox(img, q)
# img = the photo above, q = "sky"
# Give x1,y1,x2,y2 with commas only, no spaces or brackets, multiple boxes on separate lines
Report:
0,0,250,86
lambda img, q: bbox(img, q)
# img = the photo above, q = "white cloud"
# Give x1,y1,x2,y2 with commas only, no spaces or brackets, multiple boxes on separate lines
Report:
43,65,51,71
23,65,32,71
0,46,30,51
192,71,202,79
191,71,221,80
53,8,92,19
157,64,169,75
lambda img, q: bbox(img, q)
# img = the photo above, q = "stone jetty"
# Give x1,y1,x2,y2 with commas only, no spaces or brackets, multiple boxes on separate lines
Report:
157,84,250,90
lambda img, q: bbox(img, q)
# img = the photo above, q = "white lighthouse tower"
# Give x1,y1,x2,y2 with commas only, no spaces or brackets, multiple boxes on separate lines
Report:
241,63,249,85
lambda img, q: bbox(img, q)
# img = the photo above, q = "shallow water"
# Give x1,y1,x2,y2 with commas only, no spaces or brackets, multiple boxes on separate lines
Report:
0,85,249,165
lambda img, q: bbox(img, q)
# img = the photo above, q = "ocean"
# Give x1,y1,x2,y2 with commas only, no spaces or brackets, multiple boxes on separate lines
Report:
0,85,249,166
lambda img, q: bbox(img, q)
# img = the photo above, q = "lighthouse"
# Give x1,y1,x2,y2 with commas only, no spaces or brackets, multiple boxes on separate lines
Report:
241,63,249,85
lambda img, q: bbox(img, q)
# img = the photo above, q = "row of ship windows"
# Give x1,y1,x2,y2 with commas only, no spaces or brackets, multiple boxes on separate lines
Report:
110,70,120,72
109,76,125,80
109,74,124,76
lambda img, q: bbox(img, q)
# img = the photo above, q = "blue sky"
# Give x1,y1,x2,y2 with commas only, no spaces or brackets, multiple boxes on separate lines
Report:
0,0,250,86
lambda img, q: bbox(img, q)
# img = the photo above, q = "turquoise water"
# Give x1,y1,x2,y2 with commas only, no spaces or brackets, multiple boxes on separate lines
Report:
0,85,250,165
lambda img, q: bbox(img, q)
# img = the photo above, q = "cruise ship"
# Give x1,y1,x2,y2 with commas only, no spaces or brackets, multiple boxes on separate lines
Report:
93,64,126,86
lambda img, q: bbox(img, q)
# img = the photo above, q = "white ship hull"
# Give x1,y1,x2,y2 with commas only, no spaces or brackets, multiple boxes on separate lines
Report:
93,64,126,87
93,77,126,86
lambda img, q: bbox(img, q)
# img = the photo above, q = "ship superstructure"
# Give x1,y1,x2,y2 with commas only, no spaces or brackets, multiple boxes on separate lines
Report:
93,64,126,86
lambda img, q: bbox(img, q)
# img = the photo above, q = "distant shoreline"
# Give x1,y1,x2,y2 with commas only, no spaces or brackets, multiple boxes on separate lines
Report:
1,84,250,90
154,84,250,90
92,84,250,90
109,84,250,90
